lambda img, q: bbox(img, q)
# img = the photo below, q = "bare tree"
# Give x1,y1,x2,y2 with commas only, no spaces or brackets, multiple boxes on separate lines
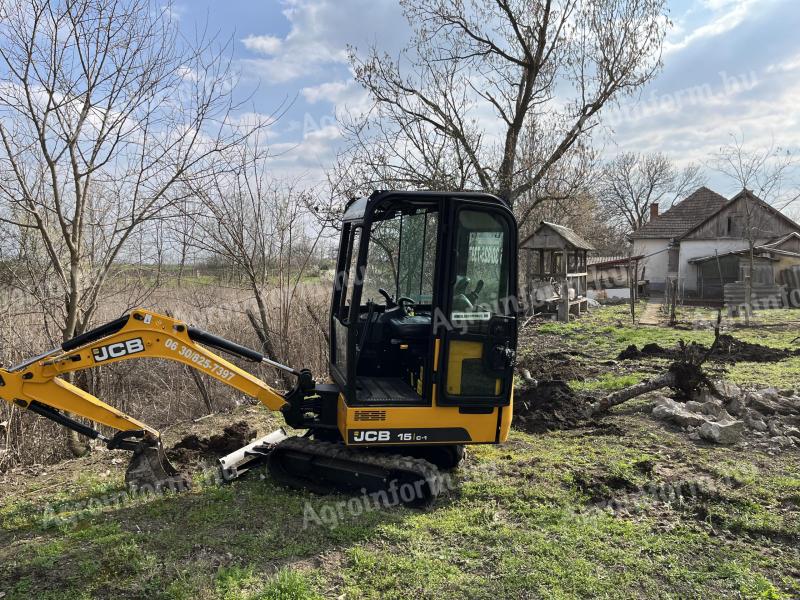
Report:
0,0,255,345
188,140,331,387
714,136,799,325
597,152,705,233
340,0,668,231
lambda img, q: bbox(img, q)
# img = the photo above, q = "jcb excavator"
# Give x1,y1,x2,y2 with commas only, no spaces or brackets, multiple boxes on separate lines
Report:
0,191,518,505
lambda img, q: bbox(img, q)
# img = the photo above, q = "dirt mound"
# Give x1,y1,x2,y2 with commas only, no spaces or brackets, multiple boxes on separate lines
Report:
618,334,798,363
513,380,591,434
169,421,256,463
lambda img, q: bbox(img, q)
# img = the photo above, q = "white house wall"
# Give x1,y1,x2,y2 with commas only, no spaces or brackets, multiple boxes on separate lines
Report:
678,239,769,291
632,239,670,290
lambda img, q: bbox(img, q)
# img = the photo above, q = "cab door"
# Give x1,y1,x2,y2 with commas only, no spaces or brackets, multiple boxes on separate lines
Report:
437,201,517,407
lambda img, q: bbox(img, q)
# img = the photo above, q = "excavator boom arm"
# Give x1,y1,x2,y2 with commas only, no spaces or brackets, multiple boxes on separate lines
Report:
0,309,289,440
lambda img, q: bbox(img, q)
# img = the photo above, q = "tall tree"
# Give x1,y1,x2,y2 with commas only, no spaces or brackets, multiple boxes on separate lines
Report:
340,0,668,233
598,152,705,233
0,0,256,343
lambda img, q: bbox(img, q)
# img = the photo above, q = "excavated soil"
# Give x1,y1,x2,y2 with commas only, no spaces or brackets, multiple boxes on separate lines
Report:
169,421,256,463
513,380,592,434
618,334,799,363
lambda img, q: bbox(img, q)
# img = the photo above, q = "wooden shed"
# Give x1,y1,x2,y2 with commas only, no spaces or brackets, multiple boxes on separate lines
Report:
519,221,594,321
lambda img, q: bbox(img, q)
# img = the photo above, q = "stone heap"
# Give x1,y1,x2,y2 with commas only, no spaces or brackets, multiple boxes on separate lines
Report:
650,381,800,451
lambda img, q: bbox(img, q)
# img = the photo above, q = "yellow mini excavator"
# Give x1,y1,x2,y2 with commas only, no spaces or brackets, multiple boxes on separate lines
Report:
0,191,518,505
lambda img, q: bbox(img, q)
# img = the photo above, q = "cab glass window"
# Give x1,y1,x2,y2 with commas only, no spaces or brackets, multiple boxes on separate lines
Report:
451,210,510,317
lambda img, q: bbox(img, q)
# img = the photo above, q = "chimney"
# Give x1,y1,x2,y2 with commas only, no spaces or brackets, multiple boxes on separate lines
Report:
649,203,659,220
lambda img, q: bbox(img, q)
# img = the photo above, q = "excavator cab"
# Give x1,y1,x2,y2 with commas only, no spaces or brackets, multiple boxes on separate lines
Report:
327,191,518,456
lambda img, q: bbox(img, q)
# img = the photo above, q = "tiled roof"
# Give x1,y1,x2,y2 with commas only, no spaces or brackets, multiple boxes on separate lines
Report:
629,187,728,240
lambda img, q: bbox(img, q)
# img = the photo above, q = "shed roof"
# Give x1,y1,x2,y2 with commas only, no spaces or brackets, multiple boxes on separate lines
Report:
629,187,728,240
520,221,595,250
588,254,645,267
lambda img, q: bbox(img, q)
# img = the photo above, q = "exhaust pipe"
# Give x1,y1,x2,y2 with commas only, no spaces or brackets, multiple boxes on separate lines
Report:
218,428,289,481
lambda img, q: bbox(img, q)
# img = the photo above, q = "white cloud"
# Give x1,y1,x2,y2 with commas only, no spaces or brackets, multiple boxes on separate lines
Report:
238,0,407,84
766,53,800,74
301,80,350,104
664,0,758,55
241,35,283,56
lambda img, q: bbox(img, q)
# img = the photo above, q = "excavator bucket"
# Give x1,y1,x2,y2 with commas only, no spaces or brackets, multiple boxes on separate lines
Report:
123,437,191,493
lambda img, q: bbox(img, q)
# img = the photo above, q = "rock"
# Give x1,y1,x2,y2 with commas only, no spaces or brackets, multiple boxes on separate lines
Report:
690,388,715,403
688,429,701,441
699,419,744,445
715,380,741,400
747,391,800,416
779,389,795,397
743,410,768,432
652,397,709,428
726,394,748,417
784,427,800,440
767,419,783,437
761,387,781,401
700,400,727,419
770,435,796,448
685,401,704,414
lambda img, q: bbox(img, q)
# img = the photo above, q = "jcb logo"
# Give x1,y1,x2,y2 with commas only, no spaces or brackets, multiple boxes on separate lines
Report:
92,338,145,363
352,430,390,443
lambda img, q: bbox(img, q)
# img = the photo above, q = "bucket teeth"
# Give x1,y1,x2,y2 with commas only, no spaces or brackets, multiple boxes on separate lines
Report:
125,443,191,493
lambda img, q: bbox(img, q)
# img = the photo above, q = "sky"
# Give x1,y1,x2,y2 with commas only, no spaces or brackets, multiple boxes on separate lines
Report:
176,0,800,200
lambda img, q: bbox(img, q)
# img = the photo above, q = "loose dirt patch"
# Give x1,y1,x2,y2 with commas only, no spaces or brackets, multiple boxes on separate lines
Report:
618,334,799,363
169,421,256,463
513,380,592,434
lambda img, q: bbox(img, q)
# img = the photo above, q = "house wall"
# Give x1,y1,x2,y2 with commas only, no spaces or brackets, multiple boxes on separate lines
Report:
775,253,800,274
632,239,669,291
677,239,764,291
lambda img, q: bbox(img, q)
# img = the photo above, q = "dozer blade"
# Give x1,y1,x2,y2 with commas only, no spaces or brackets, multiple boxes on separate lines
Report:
218,428,289,481
121,436,191,493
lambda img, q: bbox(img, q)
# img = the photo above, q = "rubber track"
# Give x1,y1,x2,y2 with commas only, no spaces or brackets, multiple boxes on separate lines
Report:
267,436,442,507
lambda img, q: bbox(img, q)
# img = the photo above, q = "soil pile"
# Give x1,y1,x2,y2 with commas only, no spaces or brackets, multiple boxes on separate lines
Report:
514,380,591,433
169,421,256,463
618,334,798,363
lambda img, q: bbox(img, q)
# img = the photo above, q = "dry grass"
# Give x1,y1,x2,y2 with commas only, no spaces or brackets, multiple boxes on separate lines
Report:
0,280,331,471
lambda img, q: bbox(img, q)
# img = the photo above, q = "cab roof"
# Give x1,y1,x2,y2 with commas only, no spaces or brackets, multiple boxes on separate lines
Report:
342,190,509,223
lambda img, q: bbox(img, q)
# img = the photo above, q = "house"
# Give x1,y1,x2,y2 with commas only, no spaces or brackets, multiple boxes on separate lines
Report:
629,187,800,302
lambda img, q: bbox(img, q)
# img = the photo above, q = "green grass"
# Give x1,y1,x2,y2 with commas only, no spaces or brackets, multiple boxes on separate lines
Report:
1,305,799,598
570,371,649,392
2,420,797,598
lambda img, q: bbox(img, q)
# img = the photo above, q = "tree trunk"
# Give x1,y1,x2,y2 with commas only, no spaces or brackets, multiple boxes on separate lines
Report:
590,371,676,415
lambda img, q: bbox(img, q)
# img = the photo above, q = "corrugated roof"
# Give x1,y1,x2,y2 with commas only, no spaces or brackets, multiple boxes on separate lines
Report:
520,221,595,250
588,254,644,267
629,187,728,239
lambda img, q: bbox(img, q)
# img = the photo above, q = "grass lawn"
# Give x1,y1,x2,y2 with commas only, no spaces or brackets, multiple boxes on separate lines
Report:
0,305,798,599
